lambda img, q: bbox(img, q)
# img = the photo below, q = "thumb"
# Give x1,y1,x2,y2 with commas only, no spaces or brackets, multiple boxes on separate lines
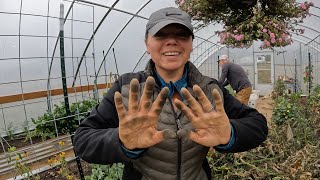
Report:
177,129,191,143
162,129,177,139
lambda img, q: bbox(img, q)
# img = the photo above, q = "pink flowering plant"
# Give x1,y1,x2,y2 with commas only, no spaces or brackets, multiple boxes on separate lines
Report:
176,0,313,49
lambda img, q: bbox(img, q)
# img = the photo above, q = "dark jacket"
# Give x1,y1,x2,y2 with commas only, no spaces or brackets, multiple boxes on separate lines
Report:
74,60,268,180
218,62,252,92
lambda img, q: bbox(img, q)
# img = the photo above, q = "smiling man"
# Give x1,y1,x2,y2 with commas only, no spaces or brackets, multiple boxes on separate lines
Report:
74,7,268,180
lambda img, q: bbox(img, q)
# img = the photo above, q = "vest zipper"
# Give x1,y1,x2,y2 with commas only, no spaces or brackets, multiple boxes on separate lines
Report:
168,98,181,180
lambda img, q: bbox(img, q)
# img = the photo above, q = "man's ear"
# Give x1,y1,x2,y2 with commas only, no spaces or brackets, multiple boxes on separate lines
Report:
145,38,150,54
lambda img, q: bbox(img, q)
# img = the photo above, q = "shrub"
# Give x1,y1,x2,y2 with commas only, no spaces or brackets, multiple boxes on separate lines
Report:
29,99,98,140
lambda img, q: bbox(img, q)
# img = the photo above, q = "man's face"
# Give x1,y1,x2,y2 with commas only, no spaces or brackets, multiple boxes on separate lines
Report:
218,59,226,66
145,24,193,74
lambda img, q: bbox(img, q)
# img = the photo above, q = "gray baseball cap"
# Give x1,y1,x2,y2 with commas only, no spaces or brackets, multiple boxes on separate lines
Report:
146,7,194,38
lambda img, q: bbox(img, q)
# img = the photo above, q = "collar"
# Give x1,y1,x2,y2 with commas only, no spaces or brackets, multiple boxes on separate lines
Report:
154,66,188,98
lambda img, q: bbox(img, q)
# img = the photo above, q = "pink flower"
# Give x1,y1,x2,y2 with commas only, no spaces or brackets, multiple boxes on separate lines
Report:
278,38,283,43
269,33,275,38
262,29,267,33
234,34,244,41
271,38,276,43
300,3,306,10
264,40,270,47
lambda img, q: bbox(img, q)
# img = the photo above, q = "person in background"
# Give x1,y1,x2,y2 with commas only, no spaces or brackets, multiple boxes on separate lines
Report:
218,54,253,105
74,7,268,180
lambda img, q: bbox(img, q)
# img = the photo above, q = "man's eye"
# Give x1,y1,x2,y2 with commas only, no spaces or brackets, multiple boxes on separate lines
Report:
154,31,191,38
154,32,166,37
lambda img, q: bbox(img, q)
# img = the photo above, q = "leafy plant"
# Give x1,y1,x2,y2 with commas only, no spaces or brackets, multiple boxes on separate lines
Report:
29,99,97,140
3,122,15,140
206,82,320,179
86,163,124,180
47,141,74,180
272,79,286,99
303,63,314,92
272,95,297,125
6,146,40,180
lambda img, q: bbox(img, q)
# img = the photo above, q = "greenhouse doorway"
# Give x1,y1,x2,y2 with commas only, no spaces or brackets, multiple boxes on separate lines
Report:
254,52,274,96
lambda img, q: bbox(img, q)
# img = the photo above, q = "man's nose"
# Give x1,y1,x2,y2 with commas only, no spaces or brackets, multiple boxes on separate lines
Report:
164,35,178,44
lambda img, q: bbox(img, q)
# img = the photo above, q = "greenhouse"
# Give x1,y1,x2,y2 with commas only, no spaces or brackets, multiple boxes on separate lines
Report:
0,0,319,179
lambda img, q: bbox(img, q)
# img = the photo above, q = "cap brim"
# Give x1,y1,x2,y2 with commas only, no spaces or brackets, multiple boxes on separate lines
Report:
148,20,193,36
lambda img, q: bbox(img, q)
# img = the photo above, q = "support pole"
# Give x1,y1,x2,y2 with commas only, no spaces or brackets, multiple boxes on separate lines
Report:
294,58,297,93
217,55,220,79
60,4,84,180
308,52,311,95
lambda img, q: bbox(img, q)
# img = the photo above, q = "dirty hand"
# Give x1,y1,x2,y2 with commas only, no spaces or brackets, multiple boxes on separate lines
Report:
114,77,176,150
174,85,231,147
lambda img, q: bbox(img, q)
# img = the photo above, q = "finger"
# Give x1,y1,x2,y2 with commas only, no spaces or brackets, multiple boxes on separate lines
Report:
193,85,213,113
139,77,155,112
150,87,169,116
128,79,139,113
152,129,176,144
212,89,224,112
174,98,197,121
114,92,127,121
188,131,201,144
180,88,203,116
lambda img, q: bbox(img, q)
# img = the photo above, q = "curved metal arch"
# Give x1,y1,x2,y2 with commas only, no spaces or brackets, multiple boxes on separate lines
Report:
71,0,120,87
296,24,320,34
94,1,151,79
292,32,320,46
292,36,320,53
132,51,149,72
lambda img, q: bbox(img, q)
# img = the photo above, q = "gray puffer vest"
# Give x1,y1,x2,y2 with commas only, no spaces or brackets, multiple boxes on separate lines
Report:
120,61,223,180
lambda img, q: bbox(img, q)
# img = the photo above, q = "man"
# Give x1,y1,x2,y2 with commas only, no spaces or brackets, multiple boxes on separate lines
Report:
218,55,253,105
74,7,268,180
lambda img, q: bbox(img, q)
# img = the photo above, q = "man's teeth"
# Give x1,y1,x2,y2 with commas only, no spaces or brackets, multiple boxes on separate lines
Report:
163,52,179,56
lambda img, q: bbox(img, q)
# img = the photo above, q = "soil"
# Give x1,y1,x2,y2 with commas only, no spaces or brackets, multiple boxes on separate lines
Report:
255,95,273,122
38,159,92,180
0,135,44,153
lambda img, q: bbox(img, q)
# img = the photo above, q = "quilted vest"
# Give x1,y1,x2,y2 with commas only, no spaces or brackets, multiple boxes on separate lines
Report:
120,61,223,180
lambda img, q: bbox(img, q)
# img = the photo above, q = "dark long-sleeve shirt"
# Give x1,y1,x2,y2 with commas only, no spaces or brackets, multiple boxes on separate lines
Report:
218,62,252,92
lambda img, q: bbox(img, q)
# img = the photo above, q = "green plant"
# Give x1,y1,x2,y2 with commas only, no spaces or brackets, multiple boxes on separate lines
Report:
29,99,98,140
207,89,320,179
6,146,40,180
48,141,74,180
272,79,286,99
272,96,297,125
303,63,314,92
3,122,15,140
85,163,124,180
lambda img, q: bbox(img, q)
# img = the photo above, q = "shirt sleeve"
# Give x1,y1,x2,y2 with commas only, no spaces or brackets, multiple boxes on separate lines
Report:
73,80,130,164
215,124,235,150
